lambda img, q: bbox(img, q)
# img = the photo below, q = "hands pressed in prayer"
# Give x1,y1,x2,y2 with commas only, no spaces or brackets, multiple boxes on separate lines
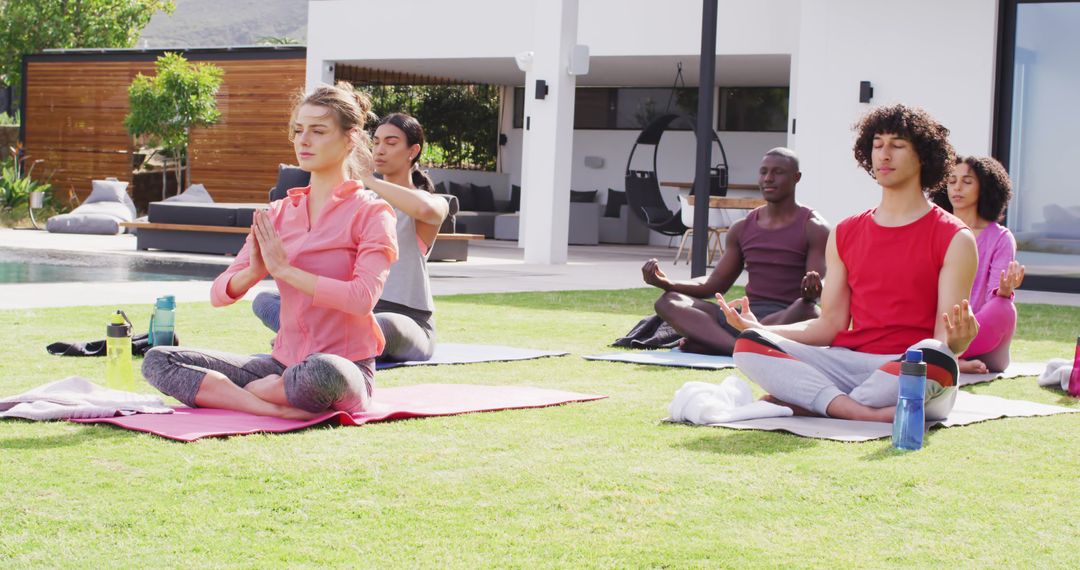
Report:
253,210,290,278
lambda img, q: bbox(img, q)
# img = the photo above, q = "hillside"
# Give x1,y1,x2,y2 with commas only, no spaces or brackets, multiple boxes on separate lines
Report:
138,0,307,48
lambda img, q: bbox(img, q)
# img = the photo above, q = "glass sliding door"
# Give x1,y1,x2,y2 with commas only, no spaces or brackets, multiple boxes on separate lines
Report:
998,1,1080,290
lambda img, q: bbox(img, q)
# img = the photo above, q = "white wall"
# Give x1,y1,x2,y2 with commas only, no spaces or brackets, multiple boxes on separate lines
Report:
307,0,799,69
789,0,999,226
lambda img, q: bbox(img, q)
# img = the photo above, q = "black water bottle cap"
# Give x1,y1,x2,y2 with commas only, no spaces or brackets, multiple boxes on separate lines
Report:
900,348,927,377
106,310,132,338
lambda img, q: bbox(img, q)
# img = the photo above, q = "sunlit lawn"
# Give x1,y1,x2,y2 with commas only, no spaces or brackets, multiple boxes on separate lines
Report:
1,288,1078,567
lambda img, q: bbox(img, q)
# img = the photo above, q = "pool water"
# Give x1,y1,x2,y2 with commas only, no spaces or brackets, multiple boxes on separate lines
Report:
0,248,227,284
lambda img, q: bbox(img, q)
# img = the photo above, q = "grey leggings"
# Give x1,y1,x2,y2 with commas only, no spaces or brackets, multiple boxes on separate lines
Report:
732,329,960,420
252,291,436,363
142,346,374,413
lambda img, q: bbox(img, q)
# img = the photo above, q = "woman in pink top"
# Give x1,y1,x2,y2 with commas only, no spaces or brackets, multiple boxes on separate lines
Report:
142,83,398,419
933,156,1025,373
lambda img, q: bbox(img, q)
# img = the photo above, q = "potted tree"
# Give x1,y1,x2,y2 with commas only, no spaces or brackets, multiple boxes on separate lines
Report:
124,52,223,199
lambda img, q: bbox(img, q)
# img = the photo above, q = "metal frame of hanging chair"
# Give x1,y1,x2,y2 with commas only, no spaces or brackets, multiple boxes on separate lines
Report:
623,113,730,236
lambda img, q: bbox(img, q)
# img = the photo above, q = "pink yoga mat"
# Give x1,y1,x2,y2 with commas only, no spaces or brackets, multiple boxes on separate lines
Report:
72,384,606,442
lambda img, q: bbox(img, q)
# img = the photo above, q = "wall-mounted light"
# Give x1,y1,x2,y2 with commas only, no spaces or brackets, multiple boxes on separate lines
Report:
535,79,548,100
859,81,874,103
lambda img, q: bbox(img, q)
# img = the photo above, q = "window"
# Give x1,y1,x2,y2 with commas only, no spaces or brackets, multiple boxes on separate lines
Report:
717,87,789,132
512,87,698,130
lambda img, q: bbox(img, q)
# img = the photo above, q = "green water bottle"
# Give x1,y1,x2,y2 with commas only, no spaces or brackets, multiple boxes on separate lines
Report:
105,310,136,391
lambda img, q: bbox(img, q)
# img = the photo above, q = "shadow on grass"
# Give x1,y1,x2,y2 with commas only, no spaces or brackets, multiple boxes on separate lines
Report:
674,428,818,456
0,422,132,450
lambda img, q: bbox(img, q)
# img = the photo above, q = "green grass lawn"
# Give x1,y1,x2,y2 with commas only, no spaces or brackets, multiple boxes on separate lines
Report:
2,288,1079,568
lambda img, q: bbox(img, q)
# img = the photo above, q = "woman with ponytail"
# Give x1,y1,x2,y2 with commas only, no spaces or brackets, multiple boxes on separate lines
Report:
142,82,398,419
253,112,448,363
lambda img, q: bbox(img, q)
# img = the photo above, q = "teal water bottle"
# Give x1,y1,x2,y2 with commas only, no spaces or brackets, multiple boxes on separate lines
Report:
892,349,927,451
105,310,136,391
149,295,176,347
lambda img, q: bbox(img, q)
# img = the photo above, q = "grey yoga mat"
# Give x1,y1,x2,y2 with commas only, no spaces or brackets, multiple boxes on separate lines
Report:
667,391,1077,442
585,350,1045,386
377,343,568,369
958,361,1047,385
583,350,736,370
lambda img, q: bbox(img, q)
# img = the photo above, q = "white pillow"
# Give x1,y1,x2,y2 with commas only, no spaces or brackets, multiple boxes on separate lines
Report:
84,179,136,219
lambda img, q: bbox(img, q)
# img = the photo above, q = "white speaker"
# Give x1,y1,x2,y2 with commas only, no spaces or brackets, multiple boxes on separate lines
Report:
567,45,590,76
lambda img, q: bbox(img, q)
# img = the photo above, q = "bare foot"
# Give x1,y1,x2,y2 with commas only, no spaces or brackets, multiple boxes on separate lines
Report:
678,337,730,356
275,405,320,421
958,359,988,375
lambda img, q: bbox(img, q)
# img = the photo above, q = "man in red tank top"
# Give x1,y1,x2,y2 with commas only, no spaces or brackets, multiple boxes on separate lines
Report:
722,105,979,422
632,148,830,356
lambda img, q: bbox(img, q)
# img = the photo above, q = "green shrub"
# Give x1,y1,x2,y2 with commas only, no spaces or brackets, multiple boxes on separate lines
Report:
0,146,52,211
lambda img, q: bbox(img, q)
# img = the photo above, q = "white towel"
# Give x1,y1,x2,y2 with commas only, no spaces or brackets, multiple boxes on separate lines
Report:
0,376,173,420
668,377,793,425
1037,359,1074,390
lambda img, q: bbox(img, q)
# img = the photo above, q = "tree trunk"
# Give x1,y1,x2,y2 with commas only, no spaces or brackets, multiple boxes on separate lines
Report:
157,151,167,201
174,150,183,195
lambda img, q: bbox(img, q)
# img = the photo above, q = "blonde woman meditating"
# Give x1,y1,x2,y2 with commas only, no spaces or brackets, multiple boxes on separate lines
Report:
252,113,447,363
142,83,398,419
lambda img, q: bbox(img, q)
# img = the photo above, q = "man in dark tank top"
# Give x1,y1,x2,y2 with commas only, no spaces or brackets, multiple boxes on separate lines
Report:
634,148,830,356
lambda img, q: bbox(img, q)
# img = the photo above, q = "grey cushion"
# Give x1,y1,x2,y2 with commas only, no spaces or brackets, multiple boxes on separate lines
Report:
448,181,475,211
84,179,136,219
471,184,496,212
570,189,597,203
46,201,135,235
604,189,626,218
270,164,311,201
509,184,521,212
164,184,214,203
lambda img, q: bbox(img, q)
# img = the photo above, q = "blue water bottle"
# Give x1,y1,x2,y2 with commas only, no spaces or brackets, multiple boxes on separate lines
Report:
892,349,927,451
148,295,176,347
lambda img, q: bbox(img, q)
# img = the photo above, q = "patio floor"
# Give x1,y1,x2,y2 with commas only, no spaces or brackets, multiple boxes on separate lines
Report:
2,228,1078,309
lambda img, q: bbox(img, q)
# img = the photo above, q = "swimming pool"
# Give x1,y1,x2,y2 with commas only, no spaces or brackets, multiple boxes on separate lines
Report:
0,248,228,284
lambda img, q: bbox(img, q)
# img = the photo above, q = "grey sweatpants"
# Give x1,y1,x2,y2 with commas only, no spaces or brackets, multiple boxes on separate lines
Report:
732,329,959,420
252,291,436,363
142,346,374,413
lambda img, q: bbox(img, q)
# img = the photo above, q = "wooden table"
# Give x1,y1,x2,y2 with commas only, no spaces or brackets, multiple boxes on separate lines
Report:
660,181,759,191
686,195,765,209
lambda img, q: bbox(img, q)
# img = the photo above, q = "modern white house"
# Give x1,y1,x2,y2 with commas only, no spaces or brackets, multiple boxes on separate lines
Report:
306,0,1078,286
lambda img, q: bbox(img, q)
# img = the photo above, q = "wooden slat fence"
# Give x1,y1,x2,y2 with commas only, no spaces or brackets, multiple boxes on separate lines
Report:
23,49,305,205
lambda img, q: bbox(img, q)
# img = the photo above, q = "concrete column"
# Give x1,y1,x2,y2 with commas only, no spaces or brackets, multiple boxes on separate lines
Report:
519,0,579,264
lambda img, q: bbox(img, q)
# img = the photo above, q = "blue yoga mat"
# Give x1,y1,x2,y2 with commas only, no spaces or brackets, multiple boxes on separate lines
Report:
377,343,568,370
582,350,736,370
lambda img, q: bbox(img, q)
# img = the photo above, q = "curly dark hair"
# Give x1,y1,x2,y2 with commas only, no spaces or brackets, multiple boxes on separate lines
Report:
853,104,955,192
930,156,1013,222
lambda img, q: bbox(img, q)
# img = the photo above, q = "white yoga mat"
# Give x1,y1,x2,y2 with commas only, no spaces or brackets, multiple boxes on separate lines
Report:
669,391,1077,442
583,350,736,370
958,361,1047,386
378,343,568,369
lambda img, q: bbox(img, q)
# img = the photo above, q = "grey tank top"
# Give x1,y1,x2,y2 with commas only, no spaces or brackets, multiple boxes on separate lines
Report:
379,206,435,313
